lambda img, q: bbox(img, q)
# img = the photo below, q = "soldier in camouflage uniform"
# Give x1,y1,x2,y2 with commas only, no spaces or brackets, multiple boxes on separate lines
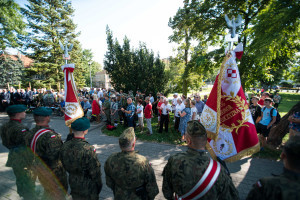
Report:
162,120,239,200
104,127,159,200
25,107,68,200
246,135,300,200
103,93,111,124
0,105,37,199
60,117,102,200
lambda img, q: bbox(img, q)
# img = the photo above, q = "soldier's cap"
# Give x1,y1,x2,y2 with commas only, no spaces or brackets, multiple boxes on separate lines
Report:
186,120,207,137
33,107,52,116
252,96,260,100
284,136,300,157
119,127,135,147
71,117,90,131
6,105,27,114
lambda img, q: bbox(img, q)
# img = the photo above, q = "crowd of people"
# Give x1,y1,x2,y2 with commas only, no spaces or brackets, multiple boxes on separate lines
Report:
1,103,299,200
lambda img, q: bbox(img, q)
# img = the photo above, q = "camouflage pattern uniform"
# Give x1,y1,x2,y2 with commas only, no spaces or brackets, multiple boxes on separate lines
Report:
162,148,239,200
103,99,111,123
246,135,300,200
60,137,102,200
105,151,159,200
162,120,239,200
26,125,68,200
0,120,36,199
104,127,159,200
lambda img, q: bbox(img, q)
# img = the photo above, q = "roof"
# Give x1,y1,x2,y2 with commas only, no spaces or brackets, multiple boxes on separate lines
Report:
4,54,34,68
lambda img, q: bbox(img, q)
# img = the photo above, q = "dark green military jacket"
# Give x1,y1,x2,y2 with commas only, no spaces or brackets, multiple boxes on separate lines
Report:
60,137,102,199
103,99,110,111
104,151,159,200
162,148,239,200
246,168,300,200
0,119,30,167
25,125,64,169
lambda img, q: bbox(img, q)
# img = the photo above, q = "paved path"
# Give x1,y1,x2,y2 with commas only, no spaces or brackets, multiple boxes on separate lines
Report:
0,114,283,200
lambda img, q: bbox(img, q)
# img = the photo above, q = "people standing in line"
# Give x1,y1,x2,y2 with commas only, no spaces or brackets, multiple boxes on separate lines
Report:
162,120,239,200
172,93,178,114
250,96,262,125
246,136,300,200
136,99,144,132
190,100,198,121
256,98,277,150
60,117,102,200
178,99,191,142
144,97,153,135
174,98,185,131
103,94,111,124
149,93,154,104
159,97,172,133
25,107,68,200
104,127,159,199
157,96,164,126
195,95,204,117
110,96,119,126
83,97,92,116
0,105,37,199
203,94,208,104
92,94,101,123
121,97,135,127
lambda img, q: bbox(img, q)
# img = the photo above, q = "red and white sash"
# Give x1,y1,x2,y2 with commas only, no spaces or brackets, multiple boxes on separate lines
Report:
30,129,51,153
175,158,221,200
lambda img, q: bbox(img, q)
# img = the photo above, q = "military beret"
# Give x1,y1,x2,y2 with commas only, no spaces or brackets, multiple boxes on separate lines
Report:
284,136,300,157
6,105,27,114
186,120,207,137
71,117,90,131
33,107,52,116
119,127,135,147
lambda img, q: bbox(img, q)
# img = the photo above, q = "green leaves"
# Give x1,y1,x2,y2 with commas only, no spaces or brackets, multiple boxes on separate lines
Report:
104,26,167,93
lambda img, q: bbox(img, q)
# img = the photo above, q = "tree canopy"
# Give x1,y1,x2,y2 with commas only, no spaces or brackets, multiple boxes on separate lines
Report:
104,26,167,94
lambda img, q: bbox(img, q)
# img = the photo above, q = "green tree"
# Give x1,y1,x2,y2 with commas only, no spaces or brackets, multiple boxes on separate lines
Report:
0,0,26,49
169,0,299,91
81,49,102,87
0,54,23,87
104,26,167,93
21,0,84,89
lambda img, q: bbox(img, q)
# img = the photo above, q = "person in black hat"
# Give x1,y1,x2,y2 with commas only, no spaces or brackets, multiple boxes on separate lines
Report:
25,107,68,199
0,105,37,199
60,117,102,200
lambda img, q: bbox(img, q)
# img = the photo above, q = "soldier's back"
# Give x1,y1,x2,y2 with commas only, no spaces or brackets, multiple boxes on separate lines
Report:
246,169,300,200
60,138,102,200
162,148,239,200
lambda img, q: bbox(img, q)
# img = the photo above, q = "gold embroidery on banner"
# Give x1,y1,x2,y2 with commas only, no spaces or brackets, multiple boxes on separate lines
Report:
201,107,216,130
65,103,79,116
220,95,249,134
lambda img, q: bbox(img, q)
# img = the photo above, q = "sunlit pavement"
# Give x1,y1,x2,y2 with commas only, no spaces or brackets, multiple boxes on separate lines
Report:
0,113,283,200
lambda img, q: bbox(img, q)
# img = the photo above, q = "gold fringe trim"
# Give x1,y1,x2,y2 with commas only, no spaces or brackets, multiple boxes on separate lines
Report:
206,142,260,163
206,130,218,141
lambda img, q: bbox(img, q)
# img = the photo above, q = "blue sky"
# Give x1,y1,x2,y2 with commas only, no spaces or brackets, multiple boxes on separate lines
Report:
16,0,184,65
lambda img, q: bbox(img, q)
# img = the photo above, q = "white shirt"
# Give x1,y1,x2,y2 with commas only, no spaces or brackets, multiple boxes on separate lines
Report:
98,100,102,109
172,97,178,110
175,103,185,117
98,90,104,99
137,104,144,117
161,103,172,115
150,96,154,104
190,106,198,120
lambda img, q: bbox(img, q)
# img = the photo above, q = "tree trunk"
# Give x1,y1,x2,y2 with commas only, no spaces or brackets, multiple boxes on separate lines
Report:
267,102,300,148
183,79,188,96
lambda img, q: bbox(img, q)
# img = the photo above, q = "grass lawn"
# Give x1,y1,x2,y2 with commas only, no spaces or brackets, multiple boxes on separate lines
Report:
102,92,300,160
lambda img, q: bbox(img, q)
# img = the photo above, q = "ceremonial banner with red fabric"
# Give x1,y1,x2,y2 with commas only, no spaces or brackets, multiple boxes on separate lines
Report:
200,43,259,162
62,64,84,127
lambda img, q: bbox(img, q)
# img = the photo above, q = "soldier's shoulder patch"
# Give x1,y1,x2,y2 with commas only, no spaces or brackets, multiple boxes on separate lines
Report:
50,135,56,138
21,129,27,132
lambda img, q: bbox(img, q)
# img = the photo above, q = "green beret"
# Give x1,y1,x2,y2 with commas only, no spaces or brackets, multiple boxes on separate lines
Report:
119,127,135,147
187,120,207,137
6,105,27,114
33,107,52,116
71,117,90,131
284,136,300,157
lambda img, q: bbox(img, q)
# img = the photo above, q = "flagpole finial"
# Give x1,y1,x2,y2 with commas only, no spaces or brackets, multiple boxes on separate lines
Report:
59,40,73,65
224,14,243,52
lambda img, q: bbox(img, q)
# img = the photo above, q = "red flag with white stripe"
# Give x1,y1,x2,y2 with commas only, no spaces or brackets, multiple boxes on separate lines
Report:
62,64,84,127
200,43,259,162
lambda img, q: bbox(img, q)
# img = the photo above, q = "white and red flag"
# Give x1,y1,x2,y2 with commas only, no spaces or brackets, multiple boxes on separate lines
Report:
200,43,259,162
62,64,84,127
